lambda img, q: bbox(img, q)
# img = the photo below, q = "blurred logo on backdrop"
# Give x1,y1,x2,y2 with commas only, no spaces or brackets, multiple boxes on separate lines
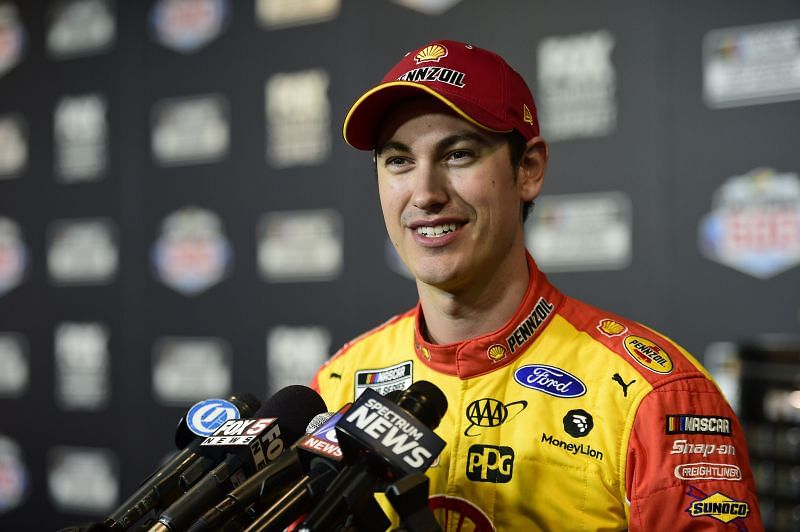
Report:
0,436,28,514
526,192,632,272
54,93,108,183
0,333,28,398
266,325,330,395
47,218,119,285
0,114,27,178
265,68,331,168
150,0,229,53
151,94,230,166
151,206,233,295
390,0,463,16
152,336,232,405
255,0,339,29
699,167,800,278
0,217,28,296
0,4,25,79
47,0,115,59
55,322,110,411
257,209,343,282
48,446,118,514
537,29,617,141
703,19,800,108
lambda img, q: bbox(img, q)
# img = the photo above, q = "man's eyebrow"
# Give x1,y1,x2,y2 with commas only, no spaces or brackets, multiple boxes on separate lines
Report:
376,140,410,156
436,132,495,151
376,131,495,156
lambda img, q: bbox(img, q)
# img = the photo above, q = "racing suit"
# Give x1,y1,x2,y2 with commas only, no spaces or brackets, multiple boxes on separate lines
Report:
311,253,762,531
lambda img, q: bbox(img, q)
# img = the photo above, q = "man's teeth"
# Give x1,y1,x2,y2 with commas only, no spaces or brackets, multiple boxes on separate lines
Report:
416,223,459,237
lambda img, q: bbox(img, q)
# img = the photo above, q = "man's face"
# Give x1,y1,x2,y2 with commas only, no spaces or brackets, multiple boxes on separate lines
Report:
375,98,540,293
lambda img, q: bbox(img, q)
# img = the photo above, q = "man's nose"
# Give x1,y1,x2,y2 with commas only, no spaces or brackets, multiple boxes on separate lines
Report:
411,163,449,211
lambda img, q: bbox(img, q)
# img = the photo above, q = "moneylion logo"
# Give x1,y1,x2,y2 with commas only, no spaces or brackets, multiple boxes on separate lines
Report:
464,398,527,437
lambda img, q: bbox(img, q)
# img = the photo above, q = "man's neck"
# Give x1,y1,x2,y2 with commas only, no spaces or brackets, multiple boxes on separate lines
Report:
416,253,531,345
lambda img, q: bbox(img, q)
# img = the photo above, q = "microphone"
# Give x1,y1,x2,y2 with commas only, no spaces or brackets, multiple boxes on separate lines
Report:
103,392,261,531
298,381,447,532
150,385,327,532
235,405,352,532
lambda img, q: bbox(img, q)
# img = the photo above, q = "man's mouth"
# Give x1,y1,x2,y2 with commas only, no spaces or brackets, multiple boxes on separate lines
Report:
415,223,461,237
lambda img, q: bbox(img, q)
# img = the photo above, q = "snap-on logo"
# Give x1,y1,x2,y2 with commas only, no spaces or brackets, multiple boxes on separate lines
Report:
514,364,586,398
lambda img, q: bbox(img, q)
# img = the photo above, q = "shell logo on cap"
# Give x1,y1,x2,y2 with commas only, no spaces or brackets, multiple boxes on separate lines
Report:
415,44,448,64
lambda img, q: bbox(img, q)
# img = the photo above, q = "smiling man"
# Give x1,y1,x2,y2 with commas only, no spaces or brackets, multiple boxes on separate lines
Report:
312,40,762,531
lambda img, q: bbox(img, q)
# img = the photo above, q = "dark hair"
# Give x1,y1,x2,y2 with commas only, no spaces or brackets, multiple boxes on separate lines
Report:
505,131,534,222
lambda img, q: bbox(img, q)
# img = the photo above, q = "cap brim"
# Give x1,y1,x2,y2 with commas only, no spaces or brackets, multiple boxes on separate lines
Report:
342,81,511,150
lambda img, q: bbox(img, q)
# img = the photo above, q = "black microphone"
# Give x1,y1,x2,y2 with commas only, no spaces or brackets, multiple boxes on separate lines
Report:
298,381,447,532
234,405,353,532
103,392,261,531
149,385,327,532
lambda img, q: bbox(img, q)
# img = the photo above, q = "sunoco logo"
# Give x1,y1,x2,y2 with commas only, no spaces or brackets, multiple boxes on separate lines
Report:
685,486,749,524
186,398,240,436
514,364,586,398
463,398,527,437
623,335,673,374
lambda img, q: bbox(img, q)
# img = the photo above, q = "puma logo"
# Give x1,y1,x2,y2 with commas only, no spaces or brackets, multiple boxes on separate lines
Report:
612,373,635,397
329,372,342,380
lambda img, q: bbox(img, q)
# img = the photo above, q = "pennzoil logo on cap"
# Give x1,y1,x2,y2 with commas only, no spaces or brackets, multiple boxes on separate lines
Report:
415,44,447,63
623,335,673,374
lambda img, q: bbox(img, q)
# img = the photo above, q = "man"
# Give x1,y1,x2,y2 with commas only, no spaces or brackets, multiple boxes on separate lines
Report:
312,40,762,531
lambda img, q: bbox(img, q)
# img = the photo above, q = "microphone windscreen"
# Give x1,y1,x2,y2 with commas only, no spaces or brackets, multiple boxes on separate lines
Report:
305,412,335,434
396,380,448,430
257,385,328,442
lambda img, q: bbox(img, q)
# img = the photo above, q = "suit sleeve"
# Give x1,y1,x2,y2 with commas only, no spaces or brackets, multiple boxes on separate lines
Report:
626,376,763,531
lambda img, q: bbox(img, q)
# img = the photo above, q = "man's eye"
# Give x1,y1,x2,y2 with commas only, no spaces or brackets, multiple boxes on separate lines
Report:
385,156,408,167
448,150,472,161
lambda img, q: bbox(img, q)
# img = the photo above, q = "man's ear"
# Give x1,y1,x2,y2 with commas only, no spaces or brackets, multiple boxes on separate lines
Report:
517,136,548,202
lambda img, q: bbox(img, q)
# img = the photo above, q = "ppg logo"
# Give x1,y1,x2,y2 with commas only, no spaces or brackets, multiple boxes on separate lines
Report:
466,444,514,483
186,398,240,437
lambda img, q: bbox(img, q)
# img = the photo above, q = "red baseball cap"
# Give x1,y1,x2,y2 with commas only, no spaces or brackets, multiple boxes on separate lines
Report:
343,40,540,150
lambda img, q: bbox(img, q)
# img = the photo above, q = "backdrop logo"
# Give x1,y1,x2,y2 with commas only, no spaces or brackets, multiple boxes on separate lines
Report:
699,167,800,278
0,114,27,178
47,218,118,285
623,335,673,374
0,4,25,79
152,337,232,405
47,0,116,59
514,364,586,398
150,0,229,53
151,206,233,296
0,217,27,297
151,94,230,166
54,93,108,182
537,30,616,140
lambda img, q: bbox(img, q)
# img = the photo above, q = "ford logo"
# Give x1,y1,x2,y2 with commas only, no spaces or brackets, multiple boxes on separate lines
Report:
186,398,241,436
514,364,586,398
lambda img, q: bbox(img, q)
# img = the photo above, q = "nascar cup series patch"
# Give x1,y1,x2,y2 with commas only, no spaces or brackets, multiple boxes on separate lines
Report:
353,360,413,400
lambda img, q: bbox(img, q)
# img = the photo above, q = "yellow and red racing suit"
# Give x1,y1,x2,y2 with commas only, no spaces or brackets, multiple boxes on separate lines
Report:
312,253,762,531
